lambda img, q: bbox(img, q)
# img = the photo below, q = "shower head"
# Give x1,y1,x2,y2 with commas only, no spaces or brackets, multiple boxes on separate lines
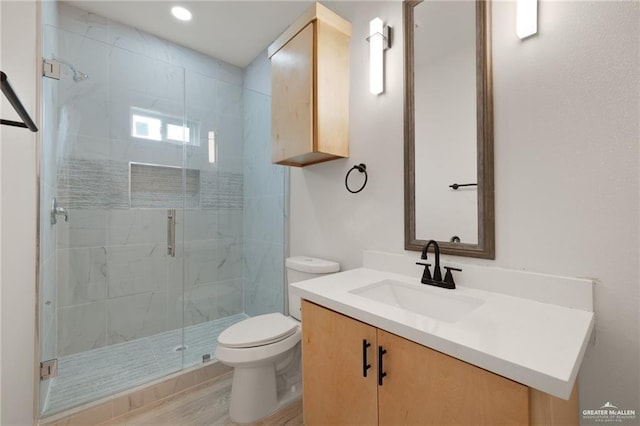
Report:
54,58,89,83
72,69,89,83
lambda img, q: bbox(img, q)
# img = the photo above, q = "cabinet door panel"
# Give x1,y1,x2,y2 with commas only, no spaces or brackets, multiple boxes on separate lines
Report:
316,19,349,157
378,330,529,426
302,300,378,425
530,384,578,426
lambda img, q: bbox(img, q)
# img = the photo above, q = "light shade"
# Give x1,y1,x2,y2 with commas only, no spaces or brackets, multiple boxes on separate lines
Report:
369,18,385,95
516,0,537,39
171,6,192,21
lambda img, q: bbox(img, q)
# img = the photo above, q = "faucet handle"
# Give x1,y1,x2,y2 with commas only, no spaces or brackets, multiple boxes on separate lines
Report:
51,197,70,225
416,262,432,283
443,266,462,288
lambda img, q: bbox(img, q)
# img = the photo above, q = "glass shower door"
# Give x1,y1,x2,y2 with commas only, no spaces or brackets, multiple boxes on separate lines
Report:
39,23,188,416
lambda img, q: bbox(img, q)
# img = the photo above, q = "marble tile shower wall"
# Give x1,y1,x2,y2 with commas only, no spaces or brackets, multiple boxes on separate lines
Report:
243,52,287,316
52,3,244,357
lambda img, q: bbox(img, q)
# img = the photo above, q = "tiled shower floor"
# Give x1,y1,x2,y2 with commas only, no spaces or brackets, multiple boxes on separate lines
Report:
42,314,248,417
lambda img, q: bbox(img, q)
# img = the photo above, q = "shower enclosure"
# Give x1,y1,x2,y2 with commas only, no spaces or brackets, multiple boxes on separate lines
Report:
38,2,286,417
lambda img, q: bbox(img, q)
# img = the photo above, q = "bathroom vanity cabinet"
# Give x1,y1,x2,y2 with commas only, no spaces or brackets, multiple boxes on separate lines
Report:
301,300,578,426
268,3,350,167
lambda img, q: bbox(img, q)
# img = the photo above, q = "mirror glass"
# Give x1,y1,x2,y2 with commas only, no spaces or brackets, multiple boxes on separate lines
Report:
404,0,494,259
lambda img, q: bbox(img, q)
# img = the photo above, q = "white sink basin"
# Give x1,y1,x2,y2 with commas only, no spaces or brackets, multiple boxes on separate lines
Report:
350,279,484,323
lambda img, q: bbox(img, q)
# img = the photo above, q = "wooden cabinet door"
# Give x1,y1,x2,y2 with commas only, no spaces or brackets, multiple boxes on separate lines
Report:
302,300,378,425
377,329,529,426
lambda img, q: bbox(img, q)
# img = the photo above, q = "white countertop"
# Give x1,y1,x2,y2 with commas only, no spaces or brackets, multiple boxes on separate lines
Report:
291,267,594,399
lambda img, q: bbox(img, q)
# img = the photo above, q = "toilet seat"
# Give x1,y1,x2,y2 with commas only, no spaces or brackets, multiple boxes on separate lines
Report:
218,313,299,348
215,326,301,366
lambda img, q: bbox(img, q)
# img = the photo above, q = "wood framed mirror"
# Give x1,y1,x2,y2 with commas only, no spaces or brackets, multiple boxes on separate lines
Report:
404,0,494,259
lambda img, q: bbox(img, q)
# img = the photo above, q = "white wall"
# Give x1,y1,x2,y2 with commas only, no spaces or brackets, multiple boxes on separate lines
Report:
290,1,406,271
0,1,38,425
290,0,640,419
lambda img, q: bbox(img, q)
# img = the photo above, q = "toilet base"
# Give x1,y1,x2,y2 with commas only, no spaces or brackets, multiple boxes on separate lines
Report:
215,318,303,424
228,365,302,424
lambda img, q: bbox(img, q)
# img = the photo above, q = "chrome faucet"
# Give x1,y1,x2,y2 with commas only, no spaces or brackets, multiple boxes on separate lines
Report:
416,240,461,290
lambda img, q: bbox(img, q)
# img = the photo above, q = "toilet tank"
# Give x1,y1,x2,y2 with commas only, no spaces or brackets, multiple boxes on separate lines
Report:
286,256,340,320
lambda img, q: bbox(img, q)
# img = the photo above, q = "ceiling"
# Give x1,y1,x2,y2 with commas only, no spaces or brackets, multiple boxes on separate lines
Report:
65,1,315,68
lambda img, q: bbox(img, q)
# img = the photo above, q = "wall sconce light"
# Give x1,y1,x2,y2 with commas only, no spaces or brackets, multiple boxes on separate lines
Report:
517,0,538,39
367,17,390,95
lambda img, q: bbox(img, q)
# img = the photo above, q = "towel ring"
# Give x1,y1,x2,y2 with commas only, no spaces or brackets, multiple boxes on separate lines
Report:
345,163,368,194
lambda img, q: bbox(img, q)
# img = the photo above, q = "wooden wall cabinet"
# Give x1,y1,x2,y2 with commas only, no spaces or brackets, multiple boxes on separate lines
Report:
268,3,351,167
301,300,579,426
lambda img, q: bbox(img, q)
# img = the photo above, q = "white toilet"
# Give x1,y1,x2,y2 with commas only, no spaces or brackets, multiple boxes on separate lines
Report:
215,256,340,423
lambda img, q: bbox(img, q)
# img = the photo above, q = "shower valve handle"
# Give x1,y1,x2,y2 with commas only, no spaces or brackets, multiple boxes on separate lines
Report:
51,197,69,225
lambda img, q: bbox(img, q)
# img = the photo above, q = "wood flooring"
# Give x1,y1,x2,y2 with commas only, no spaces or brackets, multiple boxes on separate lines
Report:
100,373,303,426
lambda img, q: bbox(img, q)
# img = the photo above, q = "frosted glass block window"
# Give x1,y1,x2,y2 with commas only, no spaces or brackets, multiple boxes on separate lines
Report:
132,114,162,141
167,123,190,143
130,107,199,146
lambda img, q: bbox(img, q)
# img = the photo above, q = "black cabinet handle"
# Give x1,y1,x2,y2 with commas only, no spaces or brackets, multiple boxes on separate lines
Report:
362,339,372,377
378,346,387,386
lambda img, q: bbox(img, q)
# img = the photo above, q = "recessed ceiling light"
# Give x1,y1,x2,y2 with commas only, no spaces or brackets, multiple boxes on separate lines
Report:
171,6,192,21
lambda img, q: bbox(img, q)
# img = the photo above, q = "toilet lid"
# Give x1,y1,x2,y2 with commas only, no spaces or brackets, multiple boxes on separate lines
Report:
218,313,299,348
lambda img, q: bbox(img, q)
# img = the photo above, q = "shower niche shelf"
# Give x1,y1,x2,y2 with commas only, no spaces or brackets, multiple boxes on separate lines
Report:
130,162,200,208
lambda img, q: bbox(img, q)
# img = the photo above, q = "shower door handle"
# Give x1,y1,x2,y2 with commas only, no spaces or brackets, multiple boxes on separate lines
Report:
167,209,176,257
